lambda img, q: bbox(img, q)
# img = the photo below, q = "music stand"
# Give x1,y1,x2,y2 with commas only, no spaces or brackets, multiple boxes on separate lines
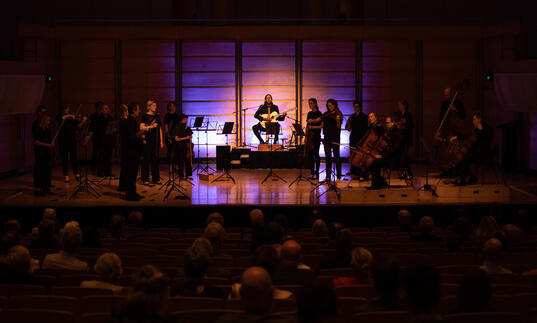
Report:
212,122,236,184
158,141,190,201
261,122,286,184
192,117,204,173
289,123,313,187
69,144,101,200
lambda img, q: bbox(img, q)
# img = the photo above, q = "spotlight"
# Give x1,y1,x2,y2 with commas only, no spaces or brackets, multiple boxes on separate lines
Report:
485,73,494,82
45,74,53,83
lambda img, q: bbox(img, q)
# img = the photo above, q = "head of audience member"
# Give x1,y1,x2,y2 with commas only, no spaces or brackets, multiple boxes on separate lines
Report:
240,266,274,315
372,255,400,299
273,214,289,236
328,222,343,240
206,212,224,226
94,252,123,284
203,222,226,252
36,219,58,246
6,245,33,273
311,208,322,220
110,214,126,238
403,264,440,315
125,265,170,318
452,216,475,240
446,233,463,252
42,208,57,222
457,269,492,313
476,216,502,241
184,246,210,282
60,226,83,254
252,245,280,279
266,222,284,245
502,224,522,249
63,221,80,231
191,237,214,257
350,247,373,282
250,209,265,230
127,211,144,227
4,219,21,234
397,209,413,231
1,231,21,256
312,219,329,237
482,238,504,266
280,239,303,268
418,216,435,235
297,281,339,323
335,228,353,255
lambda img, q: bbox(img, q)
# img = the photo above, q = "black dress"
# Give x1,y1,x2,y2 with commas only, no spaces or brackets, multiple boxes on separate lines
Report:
164,112,178,162
172,125,193,178
33,126,52,189
118,117,129,191
96,115,116,177
322,111,342,179
140,113,161,183
306,110,322,176
122,116,142,198
57,115,80,176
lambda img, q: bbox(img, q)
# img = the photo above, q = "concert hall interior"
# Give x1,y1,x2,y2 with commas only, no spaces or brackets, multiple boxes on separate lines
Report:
1,1,537,323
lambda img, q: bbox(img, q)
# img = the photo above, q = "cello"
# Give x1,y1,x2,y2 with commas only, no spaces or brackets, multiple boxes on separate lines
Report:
349,122,389,172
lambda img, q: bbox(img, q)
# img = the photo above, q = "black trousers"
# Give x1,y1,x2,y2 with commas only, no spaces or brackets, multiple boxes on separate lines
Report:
59,140,79,176
307,136,321,176
124,150,140,197
166,140,174,163
97,140,113,177
174,143,192,178
253,123,280,144
141,142,160,183
324,139,342,179
91,135,98,169
34,149,51,189
118,149,127,190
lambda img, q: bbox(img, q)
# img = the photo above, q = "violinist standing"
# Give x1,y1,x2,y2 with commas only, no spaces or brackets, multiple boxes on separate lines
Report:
34,114,54,196
323,98,343,180
345,100,368,176
140,99,164,186
57,105,87,183
95,104,116,178
172,114,193,179
305,98,323,180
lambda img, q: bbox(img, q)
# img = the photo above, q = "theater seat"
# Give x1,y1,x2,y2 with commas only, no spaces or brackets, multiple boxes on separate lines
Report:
79,295,126,315
338,297,368,319
173,309,242,323
352,311,409,323
52,286,113,298
445,312,521,323
8,295,78,313
0,309,75,323
0,284,45,297
168,296,224,312
80,312,110,323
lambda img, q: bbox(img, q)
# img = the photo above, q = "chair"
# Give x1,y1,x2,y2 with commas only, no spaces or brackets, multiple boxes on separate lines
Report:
168,296,224,312
491,283,532,295
473,144,503,185
491,294,522,313
445,312,521,323
8,295,78,313
116,248,160,257
372,226,402,232
79,295,126,315
437,265,478,275
429,253,478,266
335,285,377,299
52,286,113,298
225,298,296,313
275,285,302,296
0,284,45,297
319,268,353,277
0,296,7,309
0,309,75,323
440,283,459,297
55,274,98,286
338,297,369,319
439,296,458,314
352,311,409,323
80,313,111,323
173,309,242,323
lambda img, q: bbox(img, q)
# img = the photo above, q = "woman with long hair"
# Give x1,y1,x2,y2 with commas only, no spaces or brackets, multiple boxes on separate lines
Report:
306,98,323,180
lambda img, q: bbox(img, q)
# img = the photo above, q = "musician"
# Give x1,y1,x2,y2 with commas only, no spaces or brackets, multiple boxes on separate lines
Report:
140,99,164,186
32,105,47,138
397,99,414,178
453,112,494,186
440,87,465,121
323,98,343,180
252,94,287,144
345,100,368,176
369,114,406,189
57,105,86,183
164,101,178,163
121,103,144,201
33,114,54,196
172,114,193,179
118,104,129,192
305,98,323,180
88,101,104,170
95,104,116,178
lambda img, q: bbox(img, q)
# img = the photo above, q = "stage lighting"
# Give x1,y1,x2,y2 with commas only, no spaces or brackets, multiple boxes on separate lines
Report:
45,74,53,83
485,73,494,82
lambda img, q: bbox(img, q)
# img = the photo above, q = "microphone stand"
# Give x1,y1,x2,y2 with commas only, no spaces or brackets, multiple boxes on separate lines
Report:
417,137,438,197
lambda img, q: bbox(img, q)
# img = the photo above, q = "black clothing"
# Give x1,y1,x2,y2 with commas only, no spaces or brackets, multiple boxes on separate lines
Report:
89,112,101,168
96,115,116,177
164,112,178,162
111,308,176,323
57,115,80,176
440,98,465,121
141,113,161,183
456,124,494,181
323,110,342,179
400,110,414,147
33,126,52,189
118,118,129,191
173,279,224,298
346,112,369,146
306,111,323,176
253,104,284,144
172,125,193,178
121,116,141,198
0,268,41,285
320,251,351,269
369,126,406,187
409,233,443,243
273,266,315,286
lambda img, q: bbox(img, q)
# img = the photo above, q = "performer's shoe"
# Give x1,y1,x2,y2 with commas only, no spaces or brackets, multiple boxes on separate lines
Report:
142,182,154,187
368,178,388,190
64,176,70,183
439,169,456,178
74,174,81,180
153,181,162,185
454,177,467,186
126,193,141,201
136,193,145,199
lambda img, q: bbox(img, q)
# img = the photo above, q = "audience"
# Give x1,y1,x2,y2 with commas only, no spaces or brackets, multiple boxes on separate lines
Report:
476,216,503,243
273,239,314,286
456,269,492,313
0,245,40,285
448,216,475,241
127,210,144,229
81,252,124,293
218,266,296,323
250,209,267,252
320,228,352,269
311,219,328,238
333,247,373,287
206,212,225,226
112,265,175,323
30,219,60,249
204,222,232,261
479,238,512,274
42,225,89,272
446,233,463,252
363,255,405,311
397,209,415,232
409,216,443,242
190,237,230,278
108,214,128,239
404,264,445,323
174,246,223,298
297,281,339,323
502,224,523,251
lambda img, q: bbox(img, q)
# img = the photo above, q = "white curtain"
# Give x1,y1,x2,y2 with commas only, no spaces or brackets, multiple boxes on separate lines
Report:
494,73,537,112
0,74,45,115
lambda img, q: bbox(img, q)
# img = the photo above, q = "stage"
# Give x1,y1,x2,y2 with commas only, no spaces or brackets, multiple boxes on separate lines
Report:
1,163,536,208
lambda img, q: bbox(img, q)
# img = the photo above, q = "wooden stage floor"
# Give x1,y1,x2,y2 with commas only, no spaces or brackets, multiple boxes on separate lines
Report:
1,163,536,208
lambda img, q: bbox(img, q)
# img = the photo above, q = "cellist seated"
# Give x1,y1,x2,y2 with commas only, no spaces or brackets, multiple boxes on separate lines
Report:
452,112,493,186
369,115,406,190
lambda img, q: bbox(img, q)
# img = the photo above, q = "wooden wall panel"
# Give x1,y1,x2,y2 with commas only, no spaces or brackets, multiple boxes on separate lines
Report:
242,42,296,146
182,42,236,157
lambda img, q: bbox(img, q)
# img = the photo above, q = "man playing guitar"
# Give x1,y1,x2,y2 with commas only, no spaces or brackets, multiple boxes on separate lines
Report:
252,94,288,144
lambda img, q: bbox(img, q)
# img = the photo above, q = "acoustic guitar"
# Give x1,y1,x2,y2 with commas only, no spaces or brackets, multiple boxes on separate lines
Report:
259,108,295,129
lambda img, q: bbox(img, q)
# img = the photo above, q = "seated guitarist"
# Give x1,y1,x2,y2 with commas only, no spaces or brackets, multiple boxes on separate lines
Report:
252,94,287,144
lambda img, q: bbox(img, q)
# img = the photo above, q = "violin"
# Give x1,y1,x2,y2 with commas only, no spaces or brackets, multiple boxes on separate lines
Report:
322,109,343,128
